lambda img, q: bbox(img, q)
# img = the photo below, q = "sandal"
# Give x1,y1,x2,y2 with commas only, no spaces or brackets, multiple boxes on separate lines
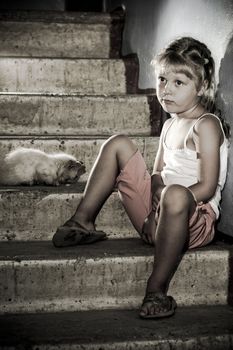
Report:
139,292,177,319
52,220,108,247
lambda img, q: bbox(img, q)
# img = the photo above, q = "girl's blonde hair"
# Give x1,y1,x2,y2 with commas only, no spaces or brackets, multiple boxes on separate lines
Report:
154,37,230,137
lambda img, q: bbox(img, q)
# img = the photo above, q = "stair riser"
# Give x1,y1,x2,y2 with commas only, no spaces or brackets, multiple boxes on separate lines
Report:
0,251,229,313
0,21,121,58
0,58,137,95
10,336,232,350
0,95,154,136
0,192,137,241
0,136,158,180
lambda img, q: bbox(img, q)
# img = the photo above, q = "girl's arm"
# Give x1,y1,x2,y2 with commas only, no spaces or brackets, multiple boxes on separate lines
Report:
141,120,170,245
189,115,223,204
151,119,171,209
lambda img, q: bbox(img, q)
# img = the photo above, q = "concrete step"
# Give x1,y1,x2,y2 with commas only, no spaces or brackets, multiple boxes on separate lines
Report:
0,57,138,95
0,135,159,179
0,306,233,349
0,94,160,136
0,239,230,314
0,186,138,241
0,11,124,58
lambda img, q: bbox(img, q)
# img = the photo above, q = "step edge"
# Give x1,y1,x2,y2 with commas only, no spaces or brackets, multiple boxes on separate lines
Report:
0,10,125,24
0,243,229,262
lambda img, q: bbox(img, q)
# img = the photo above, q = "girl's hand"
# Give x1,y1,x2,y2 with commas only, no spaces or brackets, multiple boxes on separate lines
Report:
141,210,158,245
152,184,164,211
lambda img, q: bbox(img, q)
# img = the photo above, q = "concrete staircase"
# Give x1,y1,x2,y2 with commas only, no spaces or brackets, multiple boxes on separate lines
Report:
0,10,232,350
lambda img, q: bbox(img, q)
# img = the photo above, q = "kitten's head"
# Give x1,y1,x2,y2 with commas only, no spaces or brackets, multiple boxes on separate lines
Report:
57,159,86,184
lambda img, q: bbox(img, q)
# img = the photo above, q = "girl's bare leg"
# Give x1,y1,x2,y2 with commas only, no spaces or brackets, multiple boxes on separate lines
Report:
70,135,137,231
140,184,196,317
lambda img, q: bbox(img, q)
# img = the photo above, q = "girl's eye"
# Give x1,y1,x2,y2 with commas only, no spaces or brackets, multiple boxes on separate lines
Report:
175,80,183,86
158,76,166,83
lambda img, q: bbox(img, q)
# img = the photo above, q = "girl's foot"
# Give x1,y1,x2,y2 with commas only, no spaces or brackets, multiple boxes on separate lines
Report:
139,292,177,319
52,219,107,247
63,216,95,232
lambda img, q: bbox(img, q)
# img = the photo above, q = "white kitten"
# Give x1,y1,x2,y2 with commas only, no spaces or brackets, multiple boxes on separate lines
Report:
0,148,86,186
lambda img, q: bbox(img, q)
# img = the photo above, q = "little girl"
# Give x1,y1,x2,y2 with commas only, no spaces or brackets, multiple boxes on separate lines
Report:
53,37,229,319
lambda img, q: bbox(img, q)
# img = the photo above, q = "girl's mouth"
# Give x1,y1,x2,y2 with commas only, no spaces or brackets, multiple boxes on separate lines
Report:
162,99,174,104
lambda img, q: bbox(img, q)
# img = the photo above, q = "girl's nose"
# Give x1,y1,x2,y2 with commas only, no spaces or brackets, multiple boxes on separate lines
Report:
163,82,172,96
164,82,171,92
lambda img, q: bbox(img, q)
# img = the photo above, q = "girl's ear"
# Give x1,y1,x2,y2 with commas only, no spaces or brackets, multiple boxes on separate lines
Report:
197,80,208,96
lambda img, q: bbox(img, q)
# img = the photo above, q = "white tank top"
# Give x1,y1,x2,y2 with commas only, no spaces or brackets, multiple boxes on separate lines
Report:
161,114,229,218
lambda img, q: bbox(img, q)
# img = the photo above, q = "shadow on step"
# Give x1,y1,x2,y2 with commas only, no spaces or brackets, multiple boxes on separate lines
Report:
0,305,233,348
109,8,125,58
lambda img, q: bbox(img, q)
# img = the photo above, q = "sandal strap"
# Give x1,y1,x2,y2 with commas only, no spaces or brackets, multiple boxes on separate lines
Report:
68,221,105,235
65,227,90,239
143,292,174,308
63,219,100,234
64,224,105,240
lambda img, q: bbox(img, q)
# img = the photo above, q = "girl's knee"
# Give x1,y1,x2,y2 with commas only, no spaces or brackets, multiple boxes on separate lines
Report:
160,184,193,214
101,134,137,170
102,134,136,153
102,134,128,148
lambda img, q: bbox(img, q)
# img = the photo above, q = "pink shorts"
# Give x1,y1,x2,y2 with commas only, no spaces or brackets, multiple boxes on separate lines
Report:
116,150,216,249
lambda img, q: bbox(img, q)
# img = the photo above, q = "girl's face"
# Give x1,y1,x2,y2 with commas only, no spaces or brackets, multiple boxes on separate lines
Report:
156,63,203,116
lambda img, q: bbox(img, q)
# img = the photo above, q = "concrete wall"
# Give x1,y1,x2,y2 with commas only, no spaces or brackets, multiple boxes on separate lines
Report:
108,0,233,236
